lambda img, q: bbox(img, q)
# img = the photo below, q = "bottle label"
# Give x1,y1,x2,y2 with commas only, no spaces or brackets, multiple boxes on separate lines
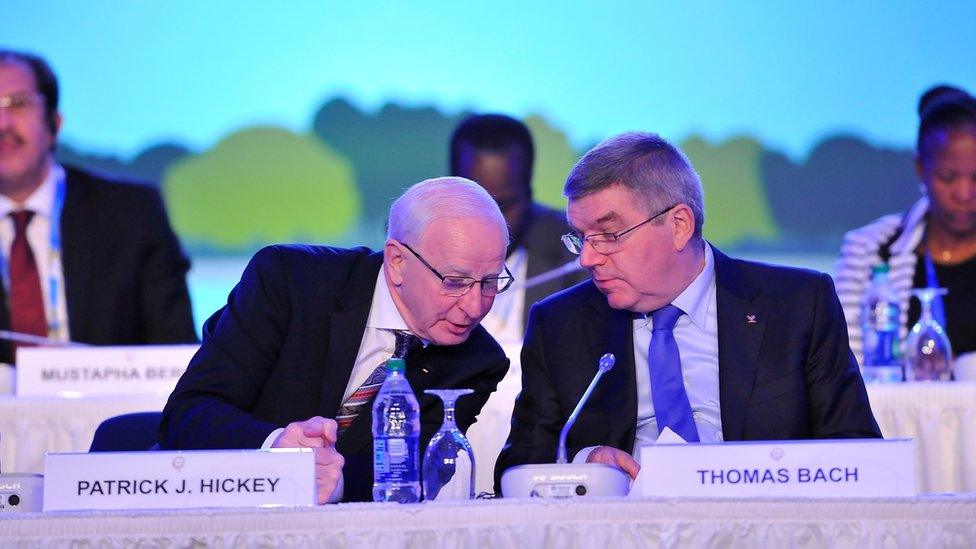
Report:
373,436,419,483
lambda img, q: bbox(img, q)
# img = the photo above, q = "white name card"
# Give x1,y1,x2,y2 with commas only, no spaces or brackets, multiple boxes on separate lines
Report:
635,438,915,498
16,344,198,397
43,449,315,511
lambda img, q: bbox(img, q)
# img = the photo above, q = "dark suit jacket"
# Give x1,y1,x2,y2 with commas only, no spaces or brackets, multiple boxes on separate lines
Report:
495,246,881,490
518,203,587,327
0,166,196,362
159,245,510,502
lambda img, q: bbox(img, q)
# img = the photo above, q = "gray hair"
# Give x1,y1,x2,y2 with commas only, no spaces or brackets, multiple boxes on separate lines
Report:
564,132,705,237
388,176,509,244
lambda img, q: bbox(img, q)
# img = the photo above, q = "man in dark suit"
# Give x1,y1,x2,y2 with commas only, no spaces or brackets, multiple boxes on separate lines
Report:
160,177,511,504
450,114,585,335
0,49,195,362
495,132,880,489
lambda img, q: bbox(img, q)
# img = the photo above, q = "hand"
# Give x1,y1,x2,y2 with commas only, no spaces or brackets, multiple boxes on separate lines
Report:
273,416,345,504
586,446,640,480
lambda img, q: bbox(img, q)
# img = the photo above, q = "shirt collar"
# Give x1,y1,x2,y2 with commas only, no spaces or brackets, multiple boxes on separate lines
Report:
368,266,430,346
367,268,411,332
0,161,62,219
669,241,715,331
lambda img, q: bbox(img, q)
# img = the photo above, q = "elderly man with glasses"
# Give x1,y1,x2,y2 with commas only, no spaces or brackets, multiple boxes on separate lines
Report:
495,132,880,491
161,177,511,504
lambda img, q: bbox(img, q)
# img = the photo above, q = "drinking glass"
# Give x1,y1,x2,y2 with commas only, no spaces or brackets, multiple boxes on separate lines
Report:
904,288,954,381
422,388,475,501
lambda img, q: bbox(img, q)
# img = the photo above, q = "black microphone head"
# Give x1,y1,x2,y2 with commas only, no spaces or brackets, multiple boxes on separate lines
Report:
598,353,615,372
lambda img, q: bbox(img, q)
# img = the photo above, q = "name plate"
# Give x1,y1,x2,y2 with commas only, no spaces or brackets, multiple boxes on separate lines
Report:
43,449,315,511
16,344,198,397
635,439,915,498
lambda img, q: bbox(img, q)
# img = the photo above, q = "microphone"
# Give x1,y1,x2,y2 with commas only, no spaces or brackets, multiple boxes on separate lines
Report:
520,259,583,290
501,352,630,498
556,353,615,463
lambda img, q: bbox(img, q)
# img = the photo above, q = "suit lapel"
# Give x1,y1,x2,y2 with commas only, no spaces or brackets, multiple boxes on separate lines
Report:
584,288,637,449
322,253,381,455
713,247,767,441
59,169,95,342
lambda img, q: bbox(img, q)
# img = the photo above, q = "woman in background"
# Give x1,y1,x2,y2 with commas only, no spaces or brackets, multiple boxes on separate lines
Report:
836,90,976,365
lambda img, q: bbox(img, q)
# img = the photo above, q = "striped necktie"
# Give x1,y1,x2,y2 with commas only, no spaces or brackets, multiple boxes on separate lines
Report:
335,330,418,435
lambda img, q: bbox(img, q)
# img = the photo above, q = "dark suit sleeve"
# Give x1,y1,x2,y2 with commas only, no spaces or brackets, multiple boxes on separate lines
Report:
159,246,290,449
137,186,197,343
493,304,566,491
804,273,882,438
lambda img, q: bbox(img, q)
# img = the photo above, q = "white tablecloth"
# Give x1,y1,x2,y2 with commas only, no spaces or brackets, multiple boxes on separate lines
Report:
2,495,974,548
2,379,974,495
0,395,167,474
867,382,976,493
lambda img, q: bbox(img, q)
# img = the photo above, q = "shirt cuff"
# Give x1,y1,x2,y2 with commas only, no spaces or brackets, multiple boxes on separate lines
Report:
261,427,344,504
328,475,344,503
572,446,601,464
261,428,285,449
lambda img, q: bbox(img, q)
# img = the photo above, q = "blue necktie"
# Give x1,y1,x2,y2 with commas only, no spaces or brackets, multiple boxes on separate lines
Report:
648,304,699,442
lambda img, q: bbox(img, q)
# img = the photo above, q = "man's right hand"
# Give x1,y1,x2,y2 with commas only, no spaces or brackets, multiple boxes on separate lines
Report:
273,416,345,504
586,445,640,480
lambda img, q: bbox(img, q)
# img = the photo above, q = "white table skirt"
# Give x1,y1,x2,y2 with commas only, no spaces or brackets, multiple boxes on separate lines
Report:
2,495,974,548
867,382,976,493
1,380,974,495
0,395,167,474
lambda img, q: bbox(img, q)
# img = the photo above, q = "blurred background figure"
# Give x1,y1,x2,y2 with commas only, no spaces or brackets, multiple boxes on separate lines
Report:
836,86,976,366
450,114,585,342
0,49,196,365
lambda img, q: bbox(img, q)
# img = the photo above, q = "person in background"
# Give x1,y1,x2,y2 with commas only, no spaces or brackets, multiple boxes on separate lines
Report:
836,89,976,364
0,49,196,363
160,177,511,503
495,132,879,490
450,114,585,341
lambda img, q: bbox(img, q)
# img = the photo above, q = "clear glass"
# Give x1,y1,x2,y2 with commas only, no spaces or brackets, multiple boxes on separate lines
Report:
904,288,954,381
422,388,475,501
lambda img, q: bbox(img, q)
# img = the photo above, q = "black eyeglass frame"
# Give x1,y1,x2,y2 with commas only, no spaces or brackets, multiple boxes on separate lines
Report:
399,241,515,297
561,203,678,255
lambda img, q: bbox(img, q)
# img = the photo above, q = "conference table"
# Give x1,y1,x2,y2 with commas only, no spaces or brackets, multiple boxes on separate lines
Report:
2,495,974,546
2,380,975,495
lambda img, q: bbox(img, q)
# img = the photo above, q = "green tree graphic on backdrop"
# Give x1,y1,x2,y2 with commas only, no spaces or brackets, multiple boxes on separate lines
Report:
312,98,466,240
680,136,778,247
525,114,580,211
162,127,360,251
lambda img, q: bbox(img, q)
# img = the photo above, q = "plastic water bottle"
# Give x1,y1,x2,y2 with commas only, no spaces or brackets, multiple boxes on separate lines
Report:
372,357,421,503
860,263,903,383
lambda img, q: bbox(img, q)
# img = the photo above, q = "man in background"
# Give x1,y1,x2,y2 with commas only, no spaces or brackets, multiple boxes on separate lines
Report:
450,114,585,340
0,49,196,362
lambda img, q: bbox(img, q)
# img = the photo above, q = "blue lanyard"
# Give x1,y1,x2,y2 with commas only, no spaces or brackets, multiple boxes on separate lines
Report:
923,252,948,329
47,174,66,335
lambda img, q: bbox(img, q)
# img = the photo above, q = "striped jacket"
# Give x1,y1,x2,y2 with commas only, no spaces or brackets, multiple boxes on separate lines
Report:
834,197,928,365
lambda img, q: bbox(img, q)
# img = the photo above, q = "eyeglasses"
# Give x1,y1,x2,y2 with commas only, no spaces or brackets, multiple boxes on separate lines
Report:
0,93,45,114
561,204,677,255
400,242,515,297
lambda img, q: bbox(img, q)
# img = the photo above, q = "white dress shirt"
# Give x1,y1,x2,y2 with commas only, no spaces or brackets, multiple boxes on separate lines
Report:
631,242,722,457
0,163,70,341
575,242,723,464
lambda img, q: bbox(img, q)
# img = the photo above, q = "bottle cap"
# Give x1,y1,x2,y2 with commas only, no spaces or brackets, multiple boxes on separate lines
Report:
871,263,890,274
386,357,406,373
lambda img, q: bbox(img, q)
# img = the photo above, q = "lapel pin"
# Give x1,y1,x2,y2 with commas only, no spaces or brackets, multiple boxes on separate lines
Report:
746,314,758,324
